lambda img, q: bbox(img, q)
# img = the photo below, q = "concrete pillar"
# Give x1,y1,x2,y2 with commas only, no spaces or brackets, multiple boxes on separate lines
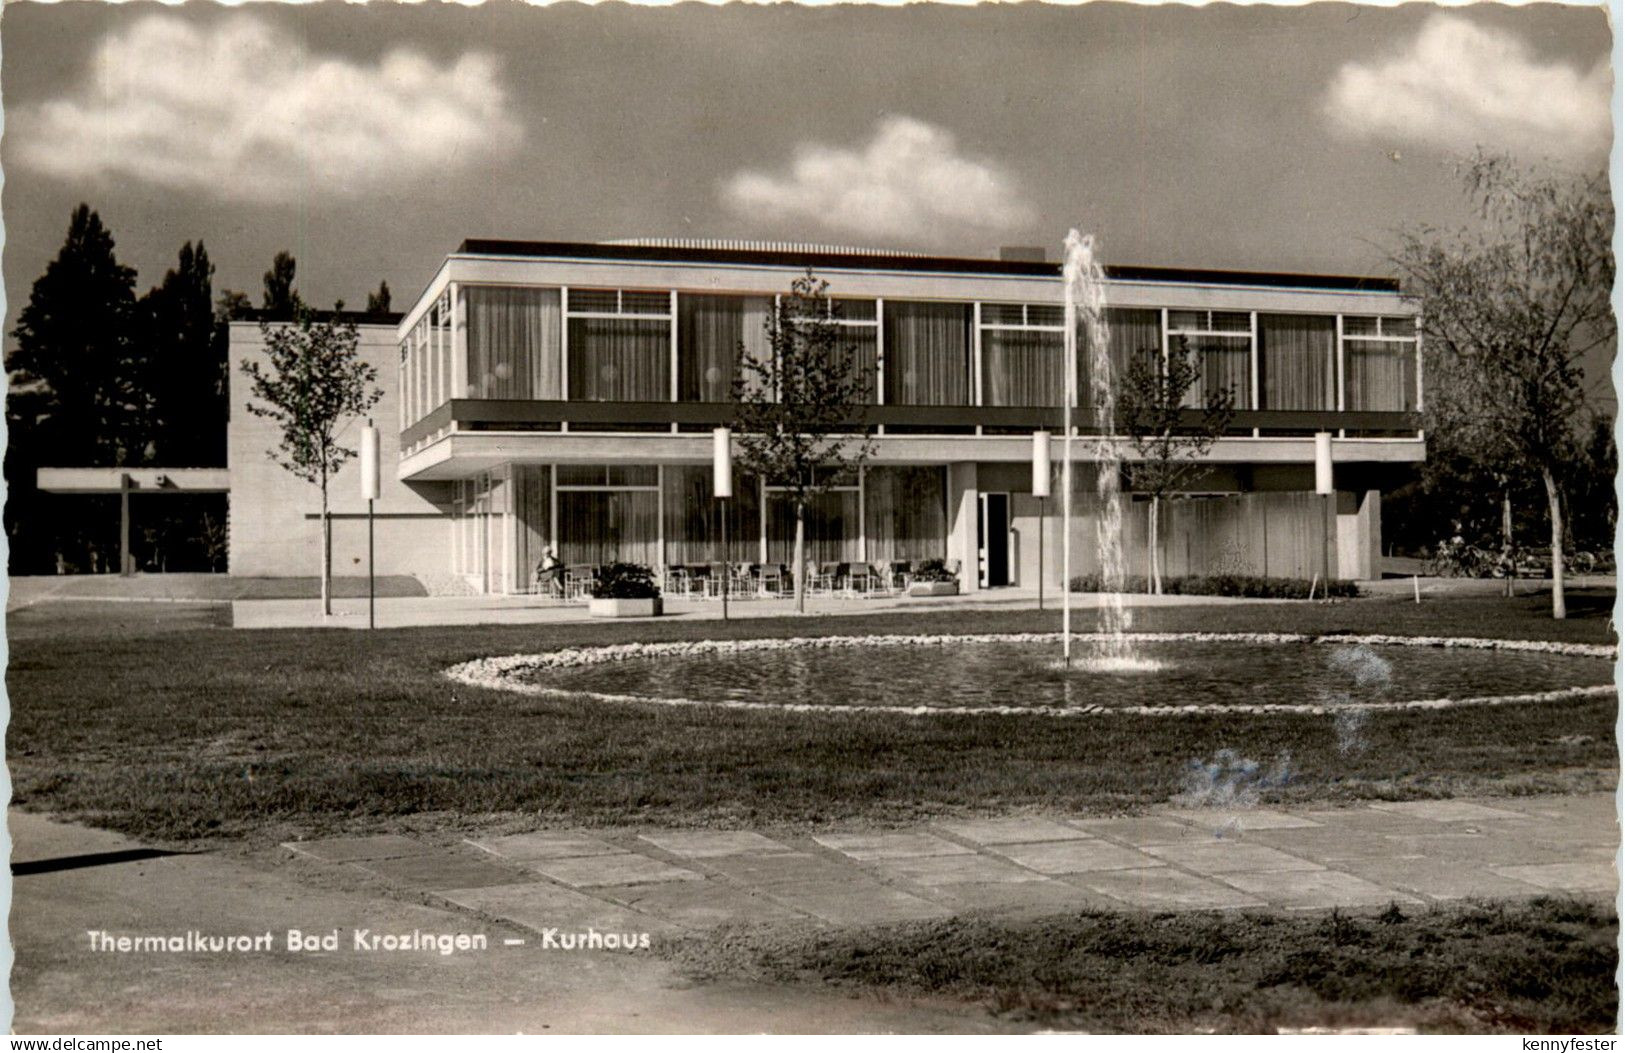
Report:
946,462,979,590
1336,489,1383,580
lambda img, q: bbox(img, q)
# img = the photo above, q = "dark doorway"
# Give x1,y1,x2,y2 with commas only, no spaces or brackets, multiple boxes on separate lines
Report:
980,492,1011,587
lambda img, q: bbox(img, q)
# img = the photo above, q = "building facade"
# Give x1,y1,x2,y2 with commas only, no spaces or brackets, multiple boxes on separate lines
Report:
228,239,1423,592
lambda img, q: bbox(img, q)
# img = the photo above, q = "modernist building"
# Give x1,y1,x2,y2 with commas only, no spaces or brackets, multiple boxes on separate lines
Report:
227,239,1423,593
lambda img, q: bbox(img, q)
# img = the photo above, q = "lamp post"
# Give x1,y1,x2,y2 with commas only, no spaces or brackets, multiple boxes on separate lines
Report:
1314,431,1333,598
361,420,380,629
1032,430,1051,611
714,427,732,621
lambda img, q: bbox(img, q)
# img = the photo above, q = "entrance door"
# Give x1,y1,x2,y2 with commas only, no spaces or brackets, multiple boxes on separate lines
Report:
979,492,1011,588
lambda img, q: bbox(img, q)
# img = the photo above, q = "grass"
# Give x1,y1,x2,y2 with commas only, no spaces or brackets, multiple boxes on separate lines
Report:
661,898,1620,1033
6,589,1617,843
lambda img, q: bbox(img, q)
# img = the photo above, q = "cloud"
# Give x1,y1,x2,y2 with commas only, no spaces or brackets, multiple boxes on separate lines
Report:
13,15,522,203
1325,15,1610,158
721,116,1035,243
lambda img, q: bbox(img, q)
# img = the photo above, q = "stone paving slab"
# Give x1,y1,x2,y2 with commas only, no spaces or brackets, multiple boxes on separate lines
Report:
875,854,1051,887
1069,816,1206,846
1293,808,1459,835
1071,868,1268,911
1142,841,1323,875
928,879,1114,916
813,831,974,861
935,818,1095,846
992,839,1163,875
1164,809,1322,832
353,850,535,890
1490,862,1617,893
637,831,795,859
1378,832,1564,867
598,880,809,927
760,877,950,926
438,880,676,936
1368,800,1531,823
1218,869,1422,910
529,854,703,889
283,835,433,863
1244,826,1414,863
1332,857,1548,902
699,852,850,887
468,833,627,861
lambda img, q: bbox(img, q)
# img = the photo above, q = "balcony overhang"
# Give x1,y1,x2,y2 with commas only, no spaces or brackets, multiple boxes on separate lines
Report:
401,399,1421,449
396,402,1423,481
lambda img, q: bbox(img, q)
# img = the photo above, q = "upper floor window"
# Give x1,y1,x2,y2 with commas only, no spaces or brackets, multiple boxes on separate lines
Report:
677,294,773,402
1258,313,1336,411
980,302,1063,407
1166,309,1252,408
884,301,972,406
464,285,562,400
567,288,671,402
1342,315,1418,412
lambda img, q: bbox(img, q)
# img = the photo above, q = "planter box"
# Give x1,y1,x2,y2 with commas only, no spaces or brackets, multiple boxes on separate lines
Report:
907,581,959,597
588,596,664,618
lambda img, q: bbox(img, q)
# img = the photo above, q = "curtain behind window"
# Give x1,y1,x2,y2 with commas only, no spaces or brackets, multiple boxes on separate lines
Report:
1082,308,1160,411
679,295,741,402
568,317,670,401
1177,337,1251,407
1258,314,1335,410
1345,341,1416,411
661,465,762,564
884,302,970,405
766,490,861,566
558,490,660,566
864,466,946,561
465,287,562,399
982,329,1063,406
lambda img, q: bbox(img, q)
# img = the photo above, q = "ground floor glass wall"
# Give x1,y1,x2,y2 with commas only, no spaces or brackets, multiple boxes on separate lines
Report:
451,462,949,592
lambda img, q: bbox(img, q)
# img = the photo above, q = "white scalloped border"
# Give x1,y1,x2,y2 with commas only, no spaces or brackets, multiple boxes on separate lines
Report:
444,632,1617,718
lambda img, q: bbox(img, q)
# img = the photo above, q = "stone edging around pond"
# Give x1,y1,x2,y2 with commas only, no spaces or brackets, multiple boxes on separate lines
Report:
443,632,1616,719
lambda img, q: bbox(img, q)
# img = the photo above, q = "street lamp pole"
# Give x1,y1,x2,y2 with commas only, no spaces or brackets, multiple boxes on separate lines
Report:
361,420,380,630
1032,430,1051,611
714,427,733,622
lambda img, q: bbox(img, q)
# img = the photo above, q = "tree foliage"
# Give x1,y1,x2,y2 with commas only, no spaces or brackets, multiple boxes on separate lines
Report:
1390,152,1614,617
730,271,875,611
261,250,302,315
1117,337,1237,592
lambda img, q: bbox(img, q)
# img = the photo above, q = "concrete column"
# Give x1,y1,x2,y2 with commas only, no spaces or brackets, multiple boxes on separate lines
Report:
946,462,978,590
1336,489,1383,581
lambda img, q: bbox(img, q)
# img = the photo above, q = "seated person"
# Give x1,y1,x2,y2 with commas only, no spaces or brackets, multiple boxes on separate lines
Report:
535,547,565,597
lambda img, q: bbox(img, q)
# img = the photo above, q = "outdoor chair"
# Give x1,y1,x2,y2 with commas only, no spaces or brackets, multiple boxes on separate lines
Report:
814,561,841,596
706,562,730,599
563,564,596,602
757,563,787,598
845,562,876,597
888,560,912,593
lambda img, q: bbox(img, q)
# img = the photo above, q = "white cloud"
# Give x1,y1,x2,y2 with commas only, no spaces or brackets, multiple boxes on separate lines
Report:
721,116,1034,243
1325,15,1610,158
14,15,522,203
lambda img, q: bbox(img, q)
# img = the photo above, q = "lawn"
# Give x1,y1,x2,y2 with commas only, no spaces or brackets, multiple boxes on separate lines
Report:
662,898,1619,1033
6,589,1617,843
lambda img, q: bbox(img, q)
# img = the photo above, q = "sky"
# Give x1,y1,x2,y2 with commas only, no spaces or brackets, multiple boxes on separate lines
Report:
0,1,1613,375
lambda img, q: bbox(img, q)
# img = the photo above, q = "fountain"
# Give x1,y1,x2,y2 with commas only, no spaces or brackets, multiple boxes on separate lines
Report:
1061,230,1160,673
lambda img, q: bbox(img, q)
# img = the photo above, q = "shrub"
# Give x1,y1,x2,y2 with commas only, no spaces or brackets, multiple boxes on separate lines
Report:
589,562,661,599
911,558,959,584
1068,573,1357,599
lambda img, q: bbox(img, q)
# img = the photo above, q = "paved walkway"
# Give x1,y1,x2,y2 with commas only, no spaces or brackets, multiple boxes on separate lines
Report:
232,587,1290,630
283,795,1618,936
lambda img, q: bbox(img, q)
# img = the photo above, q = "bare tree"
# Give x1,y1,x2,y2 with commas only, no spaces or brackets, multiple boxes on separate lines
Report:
1118,336,1236,593
1391,152,1613,619
731,272,875,613
240,306,381,615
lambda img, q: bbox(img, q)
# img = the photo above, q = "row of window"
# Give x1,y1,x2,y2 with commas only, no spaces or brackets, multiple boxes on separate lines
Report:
451,463,946,592
400,285,1420,430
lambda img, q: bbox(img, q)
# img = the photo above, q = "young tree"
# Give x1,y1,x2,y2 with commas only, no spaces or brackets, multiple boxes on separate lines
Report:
261,251,302,316
1390,152,1613,619
240,306,381,614
6,204,140,571
1117,336,1236,594
731,272,875,613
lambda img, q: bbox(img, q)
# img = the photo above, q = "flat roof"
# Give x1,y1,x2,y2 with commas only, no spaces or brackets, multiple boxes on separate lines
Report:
455,238,1402,293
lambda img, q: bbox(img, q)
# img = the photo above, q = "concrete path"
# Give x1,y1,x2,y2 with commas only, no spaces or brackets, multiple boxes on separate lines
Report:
8,811,1008,1034
278,795,1618,936
231,587,1290,630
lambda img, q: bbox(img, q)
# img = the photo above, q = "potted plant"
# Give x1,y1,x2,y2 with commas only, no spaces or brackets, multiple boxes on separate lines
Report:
587,562,664,618
907,558,959,597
